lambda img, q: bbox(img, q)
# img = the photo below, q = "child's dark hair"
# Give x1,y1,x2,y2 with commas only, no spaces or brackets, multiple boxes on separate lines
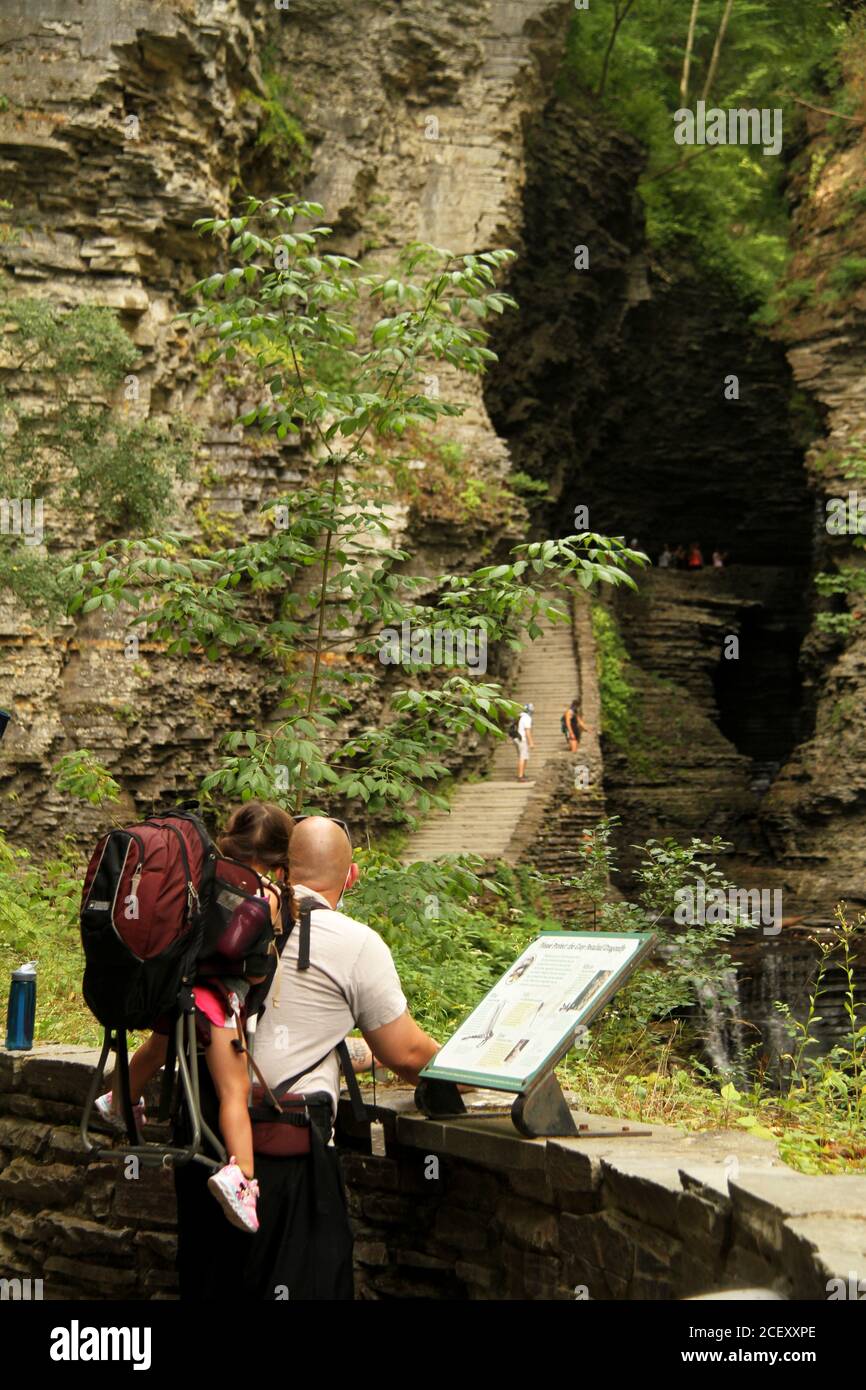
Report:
218,800,294,870
218,801,297,924
218,801,293,876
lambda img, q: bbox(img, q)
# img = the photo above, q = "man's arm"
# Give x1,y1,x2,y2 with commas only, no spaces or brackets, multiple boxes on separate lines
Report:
363,1011,441,1087
345,1036,376,1073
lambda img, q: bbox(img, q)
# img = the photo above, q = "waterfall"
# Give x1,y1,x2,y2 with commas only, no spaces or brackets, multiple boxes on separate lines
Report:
756,949,793,1078
696,969,747,1079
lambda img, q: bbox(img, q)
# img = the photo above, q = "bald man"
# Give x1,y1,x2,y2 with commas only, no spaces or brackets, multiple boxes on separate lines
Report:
175,815,440,1302
255,815,441,1099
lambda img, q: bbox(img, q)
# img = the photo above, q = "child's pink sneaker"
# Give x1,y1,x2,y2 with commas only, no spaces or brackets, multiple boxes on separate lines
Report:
95,1091,146,1136
207,1158,260,1234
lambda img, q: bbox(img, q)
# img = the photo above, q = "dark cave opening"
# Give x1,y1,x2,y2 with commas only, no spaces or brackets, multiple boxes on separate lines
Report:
713,600,809,779
482,96,820,813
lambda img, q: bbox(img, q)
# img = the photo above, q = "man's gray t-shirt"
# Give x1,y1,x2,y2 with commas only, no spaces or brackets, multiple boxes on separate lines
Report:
250,885,407,1120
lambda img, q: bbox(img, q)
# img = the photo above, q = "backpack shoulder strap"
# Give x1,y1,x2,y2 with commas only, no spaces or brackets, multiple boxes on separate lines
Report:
296,895,317,972
336,1039,369,1124
266,894,371,1123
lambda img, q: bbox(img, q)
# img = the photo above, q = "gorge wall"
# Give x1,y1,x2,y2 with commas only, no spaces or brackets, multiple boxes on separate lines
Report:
482,72,866,934
0,0,570,843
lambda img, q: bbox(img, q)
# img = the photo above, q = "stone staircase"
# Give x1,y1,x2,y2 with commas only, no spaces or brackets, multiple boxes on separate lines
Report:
403,596,603,869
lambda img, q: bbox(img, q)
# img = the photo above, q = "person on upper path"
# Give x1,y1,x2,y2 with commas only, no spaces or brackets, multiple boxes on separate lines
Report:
515,702,534,783
687,540,704,571
174,814,442,1301
562,699,591,753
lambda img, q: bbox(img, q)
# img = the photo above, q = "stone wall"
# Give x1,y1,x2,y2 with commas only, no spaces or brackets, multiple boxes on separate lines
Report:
1,1045,863,1300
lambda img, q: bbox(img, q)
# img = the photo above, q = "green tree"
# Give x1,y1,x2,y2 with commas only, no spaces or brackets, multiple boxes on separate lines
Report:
565,0,846,303
63,196,647,821
0,283,196,612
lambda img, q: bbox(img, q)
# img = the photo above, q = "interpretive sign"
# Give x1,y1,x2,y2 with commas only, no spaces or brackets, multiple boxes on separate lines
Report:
420,931,655,1092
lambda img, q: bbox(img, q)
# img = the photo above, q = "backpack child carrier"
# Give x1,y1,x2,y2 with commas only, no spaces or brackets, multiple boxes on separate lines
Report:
170,894,371,1160
79,808,280,1170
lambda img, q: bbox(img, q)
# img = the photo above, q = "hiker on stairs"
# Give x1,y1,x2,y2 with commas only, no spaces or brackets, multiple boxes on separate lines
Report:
562,698,592,754
514,703,534,783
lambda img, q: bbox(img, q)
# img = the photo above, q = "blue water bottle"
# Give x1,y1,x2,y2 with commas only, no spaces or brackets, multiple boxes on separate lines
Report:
5,962,37,1050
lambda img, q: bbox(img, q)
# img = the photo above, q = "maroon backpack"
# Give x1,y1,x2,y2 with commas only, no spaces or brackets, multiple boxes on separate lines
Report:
80,809,275,1032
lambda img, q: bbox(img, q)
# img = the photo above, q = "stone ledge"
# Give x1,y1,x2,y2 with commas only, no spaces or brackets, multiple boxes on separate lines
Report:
0,1046,861,1299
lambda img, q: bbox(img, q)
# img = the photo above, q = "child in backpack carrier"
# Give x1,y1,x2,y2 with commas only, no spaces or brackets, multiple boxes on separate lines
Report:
96,801,294,1235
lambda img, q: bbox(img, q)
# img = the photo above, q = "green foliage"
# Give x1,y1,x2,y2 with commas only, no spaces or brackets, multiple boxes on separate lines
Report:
52,750,120,808
557,818,751,1031
564,0,846,305
828,255,866,294
814,565,866,638
60,196,648,822
243,67,310,180
555,827,866,1171
0,280,196,611
508,470,551,498
0,830,91,1044
779,277,817,307
0,546,65,613
772,907,866,1171
590,603,640,747
395,430,525,531
351,853,550,1038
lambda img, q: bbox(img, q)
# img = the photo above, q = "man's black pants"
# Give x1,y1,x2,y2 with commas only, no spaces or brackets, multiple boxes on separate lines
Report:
173,1066,354,1300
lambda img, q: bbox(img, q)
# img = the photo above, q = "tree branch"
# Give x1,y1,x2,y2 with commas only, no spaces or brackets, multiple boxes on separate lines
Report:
596,0,640,101
701,0,735,105
642,143,715,183
680,0,701,105
791,95,865,126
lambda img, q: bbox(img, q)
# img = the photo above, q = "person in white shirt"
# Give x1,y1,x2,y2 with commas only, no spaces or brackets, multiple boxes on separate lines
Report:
516,702,534,782
175,815,441,1302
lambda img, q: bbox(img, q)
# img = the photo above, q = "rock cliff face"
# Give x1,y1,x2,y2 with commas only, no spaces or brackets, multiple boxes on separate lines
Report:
483,78,866,926
757,95,866,921
0,0,571,841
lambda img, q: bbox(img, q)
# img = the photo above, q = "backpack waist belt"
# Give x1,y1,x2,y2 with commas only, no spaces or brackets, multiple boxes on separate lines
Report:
248,1089,333,1157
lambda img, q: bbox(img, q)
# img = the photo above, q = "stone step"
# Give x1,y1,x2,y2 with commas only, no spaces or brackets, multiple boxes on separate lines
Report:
403,596,583,864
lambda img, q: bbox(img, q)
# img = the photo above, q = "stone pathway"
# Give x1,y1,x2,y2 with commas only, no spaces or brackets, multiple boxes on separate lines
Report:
403,599,582,863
